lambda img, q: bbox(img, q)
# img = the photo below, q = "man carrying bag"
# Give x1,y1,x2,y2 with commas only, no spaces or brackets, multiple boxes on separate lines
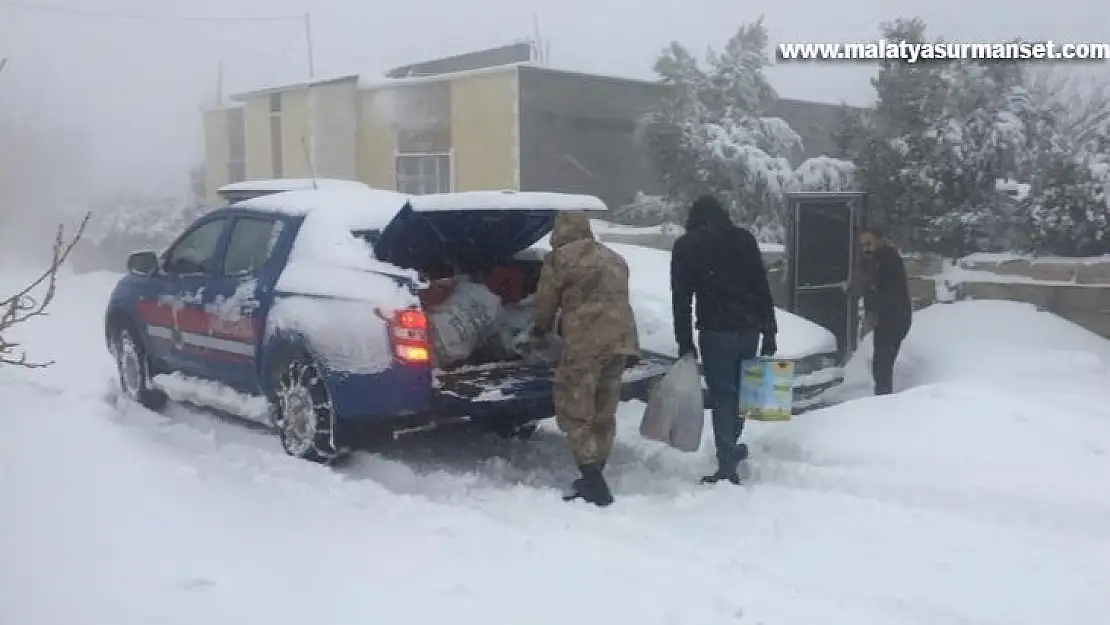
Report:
671,195,777,485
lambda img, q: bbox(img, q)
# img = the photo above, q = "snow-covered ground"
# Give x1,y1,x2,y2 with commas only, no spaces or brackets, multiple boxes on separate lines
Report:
3,266,1110,625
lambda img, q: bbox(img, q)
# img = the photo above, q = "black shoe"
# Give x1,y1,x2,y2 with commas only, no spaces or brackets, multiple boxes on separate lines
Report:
563,463,613,506
700,469,741,485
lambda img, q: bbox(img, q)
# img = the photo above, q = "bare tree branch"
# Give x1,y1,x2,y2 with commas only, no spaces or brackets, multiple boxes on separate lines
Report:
0,212,90,368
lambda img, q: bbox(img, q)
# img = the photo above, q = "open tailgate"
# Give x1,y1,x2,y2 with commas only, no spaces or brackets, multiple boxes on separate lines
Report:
433,350,674,414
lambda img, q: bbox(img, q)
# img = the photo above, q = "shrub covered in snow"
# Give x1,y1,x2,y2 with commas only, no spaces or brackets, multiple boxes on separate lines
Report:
610,192,684,227
73,189,209,272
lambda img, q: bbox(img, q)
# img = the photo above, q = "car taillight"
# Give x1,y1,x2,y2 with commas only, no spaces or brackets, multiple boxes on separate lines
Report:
390,308,430,364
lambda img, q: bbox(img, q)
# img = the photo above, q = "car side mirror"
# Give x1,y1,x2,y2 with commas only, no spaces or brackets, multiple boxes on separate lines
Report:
127,251,160,276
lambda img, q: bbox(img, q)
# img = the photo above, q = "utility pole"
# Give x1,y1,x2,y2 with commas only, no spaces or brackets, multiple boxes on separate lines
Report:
303,13,315,79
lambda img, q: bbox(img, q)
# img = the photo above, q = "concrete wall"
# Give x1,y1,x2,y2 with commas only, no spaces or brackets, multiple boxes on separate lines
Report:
958,255,1110,285
595,230,1110,340
902,254,1110,339
518,67,664,210
450,69,517,190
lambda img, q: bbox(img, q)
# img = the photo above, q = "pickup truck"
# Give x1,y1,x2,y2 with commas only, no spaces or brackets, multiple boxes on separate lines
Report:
104,182,673,463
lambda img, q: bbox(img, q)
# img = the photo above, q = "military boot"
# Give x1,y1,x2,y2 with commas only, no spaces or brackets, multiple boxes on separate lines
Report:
563,460,605,499
562,463,613,506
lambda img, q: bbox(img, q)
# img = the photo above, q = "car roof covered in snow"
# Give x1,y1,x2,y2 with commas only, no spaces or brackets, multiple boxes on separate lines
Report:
236,184,608,232
218,178,369,194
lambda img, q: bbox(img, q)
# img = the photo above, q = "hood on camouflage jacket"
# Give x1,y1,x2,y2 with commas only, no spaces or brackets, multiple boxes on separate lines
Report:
533,212,639,361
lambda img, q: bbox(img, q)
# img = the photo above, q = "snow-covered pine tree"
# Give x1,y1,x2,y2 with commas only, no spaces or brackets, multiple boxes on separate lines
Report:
850,18,947,248
641,17,854,241
1025,150,1109,256
919,54,1039,257
1027,65,1110,161
1018,65,1110,256
640,42,708,211
853,19,1043,255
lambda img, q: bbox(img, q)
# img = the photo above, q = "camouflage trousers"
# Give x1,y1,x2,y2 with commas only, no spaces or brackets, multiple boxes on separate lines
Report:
553,355,625,466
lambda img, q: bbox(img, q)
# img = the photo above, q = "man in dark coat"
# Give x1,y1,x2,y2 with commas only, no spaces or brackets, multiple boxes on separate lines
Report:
858,226,912,395
671,195,777,485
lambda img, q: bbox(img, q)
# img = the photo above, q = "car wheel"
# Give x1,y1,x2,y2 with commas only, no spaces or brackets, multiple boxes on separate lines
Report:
112,326,168,411
272,356,348,464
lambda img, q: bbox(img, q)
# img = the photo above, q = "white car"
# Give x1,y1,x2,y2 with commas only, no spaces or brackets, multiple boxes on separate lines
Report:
529,237,844,411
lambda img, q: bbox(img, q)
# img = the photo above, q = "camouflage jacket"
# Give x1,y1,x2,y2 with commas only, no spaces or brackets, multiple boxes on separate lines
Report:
533,212,639,362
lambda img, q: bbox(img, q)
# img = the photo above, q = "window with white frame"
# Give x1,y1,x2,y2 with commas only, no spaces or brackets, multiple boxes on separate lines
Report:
395,154,451,195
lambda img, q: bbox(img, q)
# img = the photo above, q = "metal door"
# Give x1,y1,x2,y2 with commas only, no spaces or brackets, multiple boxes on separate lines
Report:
783,192,866,363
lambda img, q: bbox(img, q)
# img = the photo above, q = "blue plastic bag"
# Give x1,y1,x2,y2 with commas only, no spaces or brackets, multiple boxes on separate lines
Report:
739,358,795,421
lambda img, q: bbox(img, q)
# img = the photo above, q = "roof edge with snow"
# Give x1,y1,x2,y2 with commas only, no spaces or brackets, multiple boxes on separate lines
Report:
229,74,361,101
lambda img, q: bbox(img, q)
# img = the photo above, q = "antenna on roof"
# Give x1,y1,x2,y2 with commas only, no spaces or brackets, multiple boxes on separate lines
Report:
215,60,224,105
531,12,545,65
301,136,318,190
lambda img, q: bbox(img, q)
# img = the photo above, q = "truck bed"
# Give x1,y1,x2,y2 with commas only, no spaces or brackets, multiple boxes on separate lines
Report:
432,350,674,415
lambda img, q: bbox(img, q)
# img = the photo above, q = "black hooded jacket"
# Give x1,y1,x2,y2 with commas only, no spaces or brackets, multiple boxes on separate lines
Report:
863,244,912,334
670,196,777,352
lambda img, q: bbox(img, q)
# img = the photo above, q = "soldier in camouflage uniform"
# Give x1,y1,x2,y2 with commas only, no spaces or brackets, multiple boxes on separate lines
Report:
533,212,639,507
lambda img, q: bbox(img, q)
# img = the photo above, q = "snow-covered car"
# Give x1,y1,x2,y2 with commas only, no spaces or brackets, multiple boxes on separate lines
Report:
527,238,844,410
103,184,674,463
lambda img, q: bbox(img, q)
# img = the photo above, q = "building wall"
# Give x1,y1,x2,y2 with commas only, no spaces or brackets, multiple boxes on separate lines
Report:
309,80,358,179
517,67,663,211
278,89,312,178
771,98,844,161
449,69,517,191
243,97,272,179
202,108,231,203
356,88,399,188
517,67,851,211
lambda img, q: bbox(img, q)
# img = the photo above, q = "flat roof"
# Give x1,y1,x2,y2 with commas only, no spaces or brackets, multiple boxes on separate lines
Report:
229,74,360,101
357,62,527,90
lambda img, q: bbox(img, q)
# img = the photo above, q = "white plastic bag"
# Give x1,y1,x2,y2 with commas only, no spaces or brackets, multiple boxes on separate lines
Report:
640,355,704,452
429,280,502,366
491,299,537,359
512,325,562,365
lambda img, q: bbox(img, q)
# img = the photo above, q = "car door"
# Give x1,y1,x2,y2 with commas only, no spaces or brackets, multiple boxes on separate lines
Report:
153,216,232,377
202,214,287,392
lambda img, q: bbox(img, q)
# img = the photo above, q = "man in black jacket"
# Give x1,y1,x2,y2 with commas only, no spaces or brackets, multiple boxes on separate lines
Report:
859,226,912,395
671,195,777,485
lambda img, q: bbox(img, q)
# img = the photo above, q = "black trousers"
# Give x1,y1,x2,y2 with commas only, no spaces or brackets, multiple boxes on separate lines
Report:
872,326,908,395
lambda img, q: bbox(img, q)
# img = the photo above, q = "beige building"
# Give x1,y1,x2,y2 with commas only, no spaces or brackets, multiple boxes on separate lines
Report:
203,44,846,209
203,64,519,205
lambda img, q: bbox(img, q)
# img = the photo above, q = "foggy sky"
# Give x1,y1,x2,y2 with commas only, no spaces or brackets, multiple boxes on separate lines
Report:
0,0,1106,199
